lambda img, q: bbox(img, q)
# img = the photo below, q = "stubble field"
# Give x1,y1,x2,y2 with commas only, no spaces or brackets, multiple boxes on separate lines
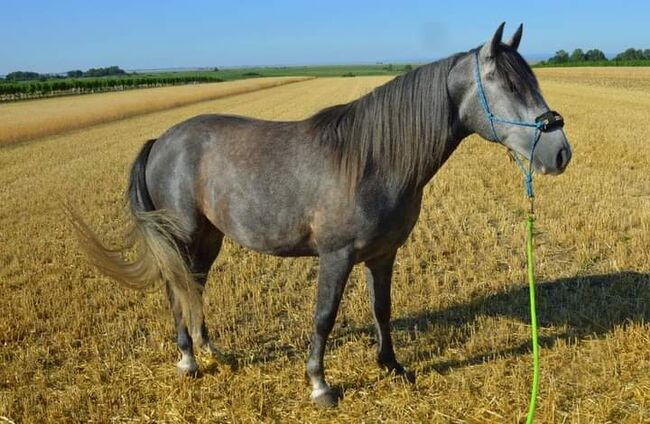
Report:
0,77,311,146
1,68,650,423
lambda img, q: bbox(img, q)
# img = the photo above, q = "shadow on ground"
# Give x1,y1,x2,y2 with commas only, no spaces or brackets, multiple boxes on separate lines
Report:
389,271,650,373
241,271,650,373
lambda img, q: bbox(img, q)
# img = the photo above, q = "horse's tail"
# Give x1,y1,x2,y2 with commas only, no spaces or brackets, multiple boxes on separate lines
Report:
65,139,204,339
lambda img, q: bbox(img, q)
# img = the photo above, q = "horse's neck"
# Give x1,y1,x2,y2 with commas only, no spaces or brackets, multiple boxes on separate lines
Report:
413,119,470,190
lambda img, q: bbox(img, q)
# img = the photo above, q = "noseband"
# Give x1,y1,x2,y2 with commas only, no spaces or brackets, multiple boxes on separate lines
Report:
473,50,564,196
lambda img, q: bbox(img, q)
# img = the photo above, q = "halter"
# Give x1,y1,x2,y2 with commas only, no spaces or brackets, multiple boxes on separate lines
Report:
473,50,564,198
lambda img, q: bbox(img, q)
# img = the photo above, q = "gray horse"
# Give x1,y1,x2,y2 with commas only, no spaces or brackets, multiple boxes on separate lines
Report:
68,23,571,406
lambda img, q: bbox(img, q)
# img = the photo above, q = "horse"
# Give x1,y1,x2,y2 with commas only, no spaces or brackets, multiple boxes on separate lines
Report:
67,23,572,407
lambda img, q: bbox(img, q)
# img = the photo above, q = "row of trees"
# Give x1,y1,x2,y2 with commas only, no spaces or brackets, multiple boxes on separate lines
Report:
541,48,650,65
65,66,128,78
3,71,43,81
614,48,650,61
3,66,128,81
0,75,224,99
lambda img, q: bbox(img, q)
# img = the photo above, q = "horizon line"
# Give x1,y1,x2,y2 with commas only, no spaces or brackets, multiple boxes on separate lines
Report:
1,52,629,77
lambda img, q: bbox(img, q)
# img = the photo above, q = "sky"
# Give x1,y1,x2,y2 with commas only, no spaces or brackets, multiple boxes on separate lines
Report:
1,0,649,74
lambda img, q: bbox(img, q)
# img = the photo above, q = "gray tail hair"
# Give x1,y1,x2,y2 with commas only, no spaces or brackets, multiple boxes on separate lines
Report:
64,139,204,340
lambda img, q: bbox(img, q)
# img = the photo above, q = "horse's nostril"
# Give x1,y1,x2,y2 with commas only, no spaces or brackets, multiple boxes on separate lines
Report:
556,148,567,169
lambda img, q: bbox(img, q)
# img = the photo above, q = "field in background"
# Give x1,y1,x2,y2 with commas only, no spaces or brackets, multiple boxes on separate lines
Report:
161,63,411,79
0,77,310,146
536,66,650,91
1,69,649,422
534,59,650,68
0,64,408,101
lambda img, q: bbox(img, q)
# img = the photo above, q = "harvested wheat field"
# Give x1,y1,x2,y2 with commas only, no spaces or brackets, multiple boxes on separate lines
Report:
0,77,311,146
1,70,649,423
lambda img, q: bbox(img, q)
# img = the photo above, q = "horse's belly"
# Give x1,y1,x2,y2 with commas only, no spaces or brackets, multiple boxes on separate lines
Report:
225,223,318,257
206,200,318,257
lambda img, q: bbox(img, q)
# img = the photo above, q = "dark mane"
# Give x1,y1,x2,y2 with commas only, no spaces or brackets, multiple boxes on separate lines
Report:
494,45,540,101
308,54,463,191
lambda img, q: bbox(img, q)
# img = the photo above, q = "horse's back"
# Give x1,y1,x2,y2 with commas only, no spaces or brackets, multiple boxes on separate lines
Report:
145,114,327,256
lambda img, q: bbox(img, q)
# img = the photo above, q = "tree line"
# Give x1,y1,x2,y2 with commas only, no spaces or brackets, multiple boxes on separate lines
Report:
3,66,128,81
539,47,650,65
0,75,224,100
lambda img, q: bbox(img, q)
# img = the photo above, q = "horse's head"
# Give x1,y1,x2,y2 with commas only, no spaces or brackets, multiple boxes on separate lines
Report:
450,23,572,175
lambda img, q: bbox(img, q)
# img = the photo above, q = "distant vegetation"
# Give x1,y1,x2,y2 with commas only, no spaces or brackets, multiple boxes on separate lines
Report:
74,65,127,78
0,65,227,101
536,47,650,67
5,66,128,81
0,75,224,101
4,71,44,81
0,64,413,102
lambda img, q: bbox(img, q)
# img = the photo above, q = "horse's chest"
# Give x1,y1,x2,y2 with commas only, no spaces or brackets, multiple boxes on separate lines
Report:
354,196,423,259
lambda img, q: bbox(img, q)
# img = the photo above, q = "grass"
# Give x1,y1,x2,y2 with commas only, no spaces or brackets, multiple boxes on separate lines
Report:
171,64,412,79
0,77,311,146
1,70,650,422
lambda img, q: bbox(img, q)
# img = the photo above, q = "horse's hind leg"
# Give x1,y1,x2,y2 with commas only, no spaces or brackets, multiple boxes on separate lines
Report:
167,222,224,376
166,282,198,376
188,225,224,357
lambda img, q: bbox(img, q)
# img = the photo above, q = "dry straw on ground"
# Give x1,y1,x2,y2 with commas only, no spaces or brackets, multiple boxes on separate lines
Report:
1,71,649,422
0,77,311,146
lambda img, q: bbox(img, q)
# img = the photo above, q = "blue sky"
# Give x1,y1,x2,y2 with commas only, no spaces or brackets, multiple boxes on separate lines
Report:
1,0,648,74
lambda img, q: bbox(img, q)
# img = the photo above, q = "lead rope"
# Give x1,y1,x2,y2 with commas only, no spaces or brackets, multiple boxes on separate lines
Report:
524,186,539,424
506,105,541,424
473,50,541,422
507,81,541,424
509,149,540,424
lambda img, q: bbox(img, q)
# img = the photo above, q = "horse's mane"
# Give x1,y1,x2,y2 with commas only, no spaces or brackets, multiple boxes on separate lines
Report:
493,45,540,102
308,53,463,191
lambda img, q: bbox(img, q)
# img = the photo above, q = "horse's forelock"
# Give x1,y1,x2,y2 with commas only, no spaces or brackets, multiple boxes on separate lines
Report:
493,46,540,101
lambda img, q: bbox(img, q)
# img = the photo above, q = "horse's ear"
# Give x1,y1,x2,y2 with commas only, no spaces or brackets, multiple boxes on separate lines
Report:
481,22,506,58
506,23,523,50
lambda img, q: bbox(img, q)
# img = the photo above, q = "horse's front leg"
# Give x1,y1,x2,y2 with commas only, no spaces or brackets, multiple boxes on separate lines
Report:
365,251,415,383
306,247,354,407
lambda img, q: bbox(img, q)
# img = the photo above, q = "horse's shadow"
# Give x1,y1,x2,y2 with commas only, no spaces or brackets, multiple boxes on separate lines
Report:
384,271,650,373
243,271,650,373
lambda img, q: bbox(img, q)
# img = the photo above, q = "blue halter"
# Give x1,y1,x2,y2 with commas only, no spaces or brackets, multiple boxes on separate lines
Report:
473,50,563,198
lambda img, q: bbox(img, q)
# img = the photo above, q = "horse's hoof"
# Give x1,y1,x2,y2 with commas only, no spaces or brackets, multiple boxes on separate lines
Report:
381,361,416,384
311,387,342,408
176,355,199,377
397,368,416,385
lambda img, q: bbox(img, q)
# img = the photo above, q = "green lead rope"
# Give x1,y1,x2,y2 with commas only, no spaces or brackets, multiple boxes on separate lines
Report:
475,46,543,420
525,213,540,424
